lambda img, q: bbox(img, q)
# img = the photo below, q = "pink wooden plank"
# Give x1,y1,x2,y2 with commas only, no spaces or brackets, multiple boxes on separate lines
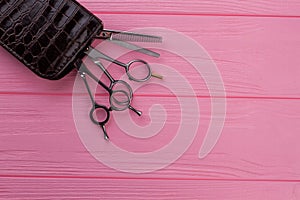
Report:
1,0,300,198
78,0,300,16
1,93,300,180
0,177,299,199
1,15,300,97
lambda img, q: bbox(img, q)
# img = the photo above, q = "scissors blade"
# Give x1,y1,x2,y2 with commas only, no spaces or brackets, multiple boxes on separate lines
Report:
96,29,163,43
108,39,160,58
85,47,107,60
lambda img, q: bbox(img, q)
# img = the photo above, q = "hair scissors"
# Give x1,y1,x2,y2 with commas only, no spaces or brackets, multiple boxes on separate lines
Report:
80,59,141,112
76,31,163,140
78,69,111,140
77,61,141,140
85,47,162,82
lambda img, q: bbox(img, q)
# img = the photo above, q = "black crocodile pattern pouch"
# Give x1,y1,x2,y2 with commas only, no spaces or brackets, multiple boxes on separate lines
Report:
0,0,103,80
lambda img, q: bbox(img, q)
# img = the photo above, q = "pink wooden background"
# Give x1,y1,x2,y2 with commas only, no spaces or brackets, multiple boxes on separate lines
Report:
1,0,300,199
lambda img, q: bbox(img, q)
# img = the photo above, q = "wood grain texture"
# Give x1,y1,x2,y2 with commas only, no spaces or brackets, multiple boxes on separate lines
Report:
1,0,300,199
1,15,300,97
1,177,300,200
78,0,300,17
1,95,300,180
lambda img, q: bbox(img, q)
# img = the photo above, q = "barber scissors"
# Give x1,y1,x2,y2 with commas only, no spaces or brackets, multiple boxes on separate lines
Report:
78,61,141,140
86,47,162,82
78,69,111,140
76,31,163,139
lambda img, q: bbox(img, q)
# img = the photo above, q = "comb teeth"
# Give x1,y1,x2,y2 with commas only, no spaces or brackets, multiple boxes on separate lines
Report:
98,29,163,43
111,32,163,43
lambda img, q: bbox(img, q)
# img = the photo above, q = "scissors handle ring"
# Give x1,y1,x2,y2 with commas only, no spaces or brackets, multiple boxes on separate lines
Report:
110,80,133,104
110,89,132,111
126,59,152,82
89,104,111,126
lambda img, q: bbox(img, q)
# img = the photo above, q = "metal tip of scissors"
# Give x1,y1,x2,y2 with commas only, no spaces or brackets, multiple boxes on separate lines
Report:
102,126,110,141
104,134,109,141
128,105,142,116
